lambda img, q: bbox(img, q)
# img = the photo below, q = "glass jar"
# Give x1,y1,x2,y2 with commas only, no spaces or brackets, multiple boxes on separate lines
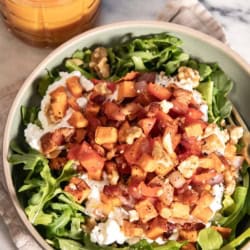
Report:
0,0,101,47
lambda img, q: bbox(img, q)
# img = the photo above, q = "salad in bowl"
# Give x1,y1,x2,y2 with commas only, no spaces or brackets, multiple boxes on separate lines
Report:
8,32,250,250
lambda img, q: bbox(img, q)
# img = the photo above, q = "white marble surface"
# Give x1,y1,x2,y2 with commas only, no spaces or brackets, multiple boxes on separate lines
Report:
0,0,249,249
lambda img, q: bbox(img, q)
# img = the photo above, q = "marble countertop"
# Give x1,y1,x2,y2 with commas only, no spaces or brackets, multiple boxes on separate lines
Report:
0,0,249,249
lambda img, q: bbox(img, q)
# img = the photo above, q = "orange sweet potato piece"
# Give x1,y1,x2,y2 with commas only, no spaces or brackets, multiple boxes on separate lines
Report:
146,217,167,239
66,76,83,97
179,229,198,242
68,111,88,128
138,117,156,136
122,221,144,237
64,177,90,203
48,86,68,122
103,101,125,121
118,81,137,100
95,126,118,145
135,199,158,223
147,83,171,100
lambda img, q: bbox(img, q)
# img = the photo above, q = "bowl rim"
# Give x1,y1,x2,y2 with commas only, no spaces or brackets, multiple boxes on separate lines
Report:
2,20,250,249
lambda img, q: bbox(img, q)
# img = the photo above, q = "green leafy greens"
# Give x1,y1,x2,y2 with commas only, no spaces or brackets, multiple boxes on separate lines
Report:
9,33,249,250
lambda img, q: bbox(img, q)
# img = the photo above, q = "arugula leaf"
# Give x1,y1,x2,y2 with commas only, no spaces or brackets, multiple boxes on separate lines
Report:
221,228,250,250
25,160,75,225
218,186,247,229
65,59,93,79
197,228,223,250
57,238,87,250
21,106,40,127
38,70,55,97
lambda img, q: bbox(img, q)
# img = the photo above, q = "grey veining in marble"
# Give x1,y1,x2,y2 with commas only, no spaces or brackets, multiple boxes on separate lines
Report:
201,0,250,62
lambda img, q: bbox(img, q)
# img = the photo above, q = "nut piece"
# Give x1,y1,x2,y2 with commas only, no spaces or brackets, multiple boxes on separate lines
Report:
125,126,143,145
89,47,110,79
177,66,200,87
64,177,91,203
95,126,118,145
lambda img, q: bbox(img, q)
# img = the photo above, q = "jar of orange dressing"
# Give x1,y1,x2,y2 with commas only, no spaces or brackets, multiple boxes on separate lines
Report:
0,0,100,47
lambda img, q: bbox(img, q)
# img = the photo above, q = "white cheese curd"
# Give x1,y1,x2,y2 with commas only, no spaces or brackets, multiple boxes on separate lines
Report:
128,210,139,222
24,123,43,151
90,207,129,246
192,90,203,104
81,173,108,219
200,104,208,122
175,79,194,91
210,184,224,214
160,100,173,114
76,97,88,109
90,218,127,245
155,72,173,87
80,75,94,91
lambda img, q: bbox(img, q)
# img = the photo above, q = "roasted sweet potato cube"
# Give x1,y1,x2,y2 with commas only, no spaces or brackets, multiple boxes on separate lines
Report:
191,206,213,223
185,123,203,137
211,226,232,238
85,102,100,115
103,102,125,121
197,191,214,208
147,83,171,101
138,153,157,172
146,217,167,239
131,165,147,181
49,86,68,122
95,126,118,145
179,229,198,242
66,76,83,97
118,81,137,100
68,111,88,128
138,117,156,136
155,201,171,219
135,199,158,223
199,153,224,172
101,193,122,207
64,177,90,203
171,202,190,220
122,221,144,237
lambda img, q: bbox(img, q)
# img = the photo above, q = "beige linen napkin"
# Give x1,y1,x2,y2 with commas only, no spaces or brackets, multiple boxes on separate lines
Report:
0,0,233,249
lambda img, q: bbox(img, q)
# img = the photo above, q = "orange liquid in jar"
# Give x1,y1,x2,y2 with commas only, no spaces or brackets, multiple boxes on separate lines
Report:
0,0,100,47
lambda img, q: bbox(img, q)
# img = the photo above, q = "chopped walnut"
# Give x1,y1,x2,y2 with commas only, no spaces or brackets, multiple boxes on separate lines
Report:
125,126,143,145
177,66,200,87
89,47,110,79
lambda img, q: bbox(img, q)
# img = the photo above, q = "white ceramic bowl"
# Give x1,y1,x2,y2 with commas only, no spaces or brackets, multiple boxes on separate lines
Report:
3,21,250,249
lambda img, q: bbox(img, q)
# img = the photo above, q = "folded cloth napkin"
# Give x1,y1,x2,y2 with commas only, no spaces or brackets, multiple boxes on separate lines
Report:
0,0,230,249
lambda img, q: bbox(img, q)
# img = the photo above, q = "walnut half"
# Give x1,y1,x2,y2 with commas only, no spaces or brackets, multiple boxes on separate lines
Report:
89,47,110,79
